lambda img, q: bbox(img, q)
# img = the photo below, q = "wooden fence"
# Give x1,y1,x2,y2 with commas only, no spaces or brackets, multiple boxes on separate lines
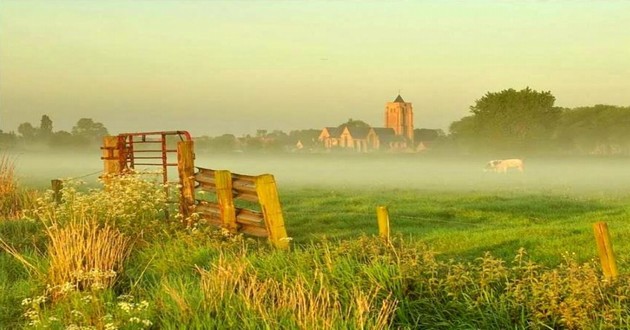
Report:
177,141,289,249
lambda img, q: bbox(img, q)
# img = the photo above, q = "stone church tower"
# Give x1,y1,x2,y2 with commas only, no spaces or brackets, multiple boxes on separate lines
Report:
384,94,414,142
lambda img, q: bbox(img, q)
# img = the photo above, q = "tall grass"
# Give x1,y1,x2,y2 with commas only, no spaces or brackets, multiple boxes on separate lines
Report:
45,216,131,296
0,153,37,219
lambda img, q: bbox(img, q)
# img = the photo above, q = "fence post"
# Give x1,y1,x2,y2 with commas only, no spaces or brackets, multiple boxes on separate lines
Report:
376,206,390,240
102,136,121,184
177,140,196,225
215,170,237,233
593,222,618,281
255,174,289,249
51,179,63,205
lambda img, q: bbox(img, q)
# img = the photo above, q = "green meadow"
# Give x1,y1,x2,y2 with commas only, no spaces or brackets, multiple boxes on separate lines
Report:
2,152,630,329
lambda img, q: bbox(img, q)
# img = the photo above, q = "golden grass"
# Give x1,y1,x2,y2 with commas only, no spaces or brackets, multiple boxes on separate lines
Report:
197,254,398,329
45,215,132,297
0,153,16,195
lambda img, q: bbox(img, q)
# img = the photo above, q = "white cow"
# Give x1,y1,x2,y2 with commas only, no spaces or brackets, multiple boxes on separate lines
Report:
484,159,524,173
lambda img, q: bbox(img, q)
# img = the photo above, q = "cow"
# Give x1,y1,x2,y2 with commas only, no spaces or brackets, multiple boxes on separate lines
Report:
484,159,524,173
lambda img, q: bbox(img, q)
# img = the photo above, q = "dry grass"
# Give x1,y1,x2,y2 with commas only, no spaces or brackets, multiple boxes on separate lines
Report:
0,153,16,195
197,254,398,329
0,153,22,218
45,215,132,297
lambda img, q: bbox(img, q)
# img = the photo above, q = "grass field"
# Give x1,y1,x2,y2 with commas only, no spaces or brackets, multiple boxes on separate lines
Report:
3,152,630,328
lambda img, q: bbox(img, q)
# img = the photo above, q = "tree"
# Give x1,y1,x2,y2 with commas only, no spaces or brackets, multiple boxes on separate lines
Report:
338,118,370,129
17,122,37,140
71,118,109,145
49,130,78,148
555,105,630,155
450,87,561,153
39,115,53,136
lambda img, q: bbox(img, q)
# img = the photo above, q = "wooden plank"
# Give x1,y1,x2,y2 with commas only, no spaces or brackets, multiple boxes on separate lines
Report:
197,202,264,227
255,174,289,249
376,206,390,241
236,208,264,226
234,191,259,203
232,178,257,194
239,223,269,238
215,170,237,233
102,136,121,184
593,222,618,281
177,141,196,224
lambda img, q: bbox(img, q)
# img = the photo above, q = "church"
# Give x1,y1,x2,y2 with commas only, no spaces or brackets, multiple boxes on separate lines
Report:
318,94,416,152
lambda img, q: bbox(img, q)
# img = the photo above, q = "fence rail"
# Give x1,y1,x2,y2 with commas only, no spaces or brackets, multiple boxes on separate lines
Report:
177,141,289,249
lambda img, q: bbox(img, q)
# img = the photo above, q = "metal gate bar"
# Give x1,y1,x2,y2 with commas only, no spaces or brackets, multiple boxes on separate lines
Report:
108,130,191,184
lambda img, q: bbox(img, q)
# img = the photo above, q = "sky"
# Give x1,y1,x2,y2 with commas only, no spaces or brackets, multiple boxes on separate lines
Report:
1,1,629,137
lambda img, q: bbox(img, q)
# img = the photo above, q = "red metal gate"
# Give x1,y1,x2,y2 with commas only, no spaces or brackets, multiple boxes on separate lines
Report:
102,130,192,184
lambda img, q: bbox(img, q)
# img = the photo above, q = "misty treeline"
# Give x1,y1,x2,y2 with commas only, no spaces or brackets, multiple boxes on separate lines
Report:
0,116,108,150
2,87,627,156
194,129,323,153
449,88,630,156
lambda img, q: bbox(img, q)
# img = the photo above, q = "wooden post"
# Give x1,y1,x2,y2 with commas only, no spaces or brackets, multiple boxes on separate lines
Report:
177,140,196,225
376,206,390,240
255,174,289,249
215,170,237,233
593,222,618,281
51,179,63,205
102,136,121,184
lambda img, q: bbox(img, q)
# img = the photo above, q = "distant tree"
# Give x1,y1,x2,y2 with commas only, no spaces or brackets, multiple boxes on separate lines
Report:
17,122,37,140
212,134,238,152
555,105,630,155
240,134,263,152
338,118,370,129
71,118,109,145
39,115,53,136
0,130,17,148
49,130,78,148
264,130,289,152
414,128,444,142
450,87,561,153
289,129,321,149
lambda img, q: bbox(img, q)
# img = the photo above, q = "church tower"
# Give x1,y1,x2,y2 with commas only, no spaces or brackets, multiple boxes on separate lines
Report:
385,94,414,142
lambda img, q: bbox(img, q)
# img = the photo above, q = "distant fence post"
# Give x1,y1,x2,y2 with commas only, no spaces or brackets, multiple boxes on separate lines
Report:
177,140,196,225
593,221,618,281
102,136,121,184
51,179,63,205
255,174,289,249
215,170,238,233
376,206,390,240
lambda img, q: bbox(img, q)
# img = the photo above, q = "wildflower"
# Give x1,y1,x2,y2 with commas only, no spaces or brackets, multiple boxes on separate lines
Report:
117,302,132,313
104,323,118,330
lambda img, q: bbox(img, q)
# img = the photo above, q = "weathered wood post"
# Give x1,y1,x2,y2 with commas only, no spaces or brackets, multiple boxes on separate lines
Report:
593,221,618,281
215,170,238,233
51,179,63,205
255,174,289,249
177,140,195,225
376,206,390,240
102,136,121,184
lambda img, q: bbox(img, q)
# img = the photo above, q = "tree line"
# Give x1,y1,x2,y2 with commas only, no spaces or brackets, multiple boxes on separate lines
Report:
2,88,628,155
449,88,630,155
0,116,108,149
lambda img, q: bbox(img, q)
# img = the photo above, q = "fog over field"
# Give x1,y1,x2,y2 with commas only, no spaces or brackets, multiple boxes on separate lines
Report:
8,150,630,195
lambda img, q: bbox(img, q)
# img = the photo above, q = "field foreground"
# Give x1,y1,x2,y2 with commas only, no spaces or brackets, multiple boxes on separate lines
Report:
3,154,630,328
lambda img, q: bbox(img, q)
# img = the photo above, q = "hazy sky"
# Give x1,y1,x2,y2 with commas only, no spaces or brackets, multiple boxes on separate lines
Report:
1,1,629,137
